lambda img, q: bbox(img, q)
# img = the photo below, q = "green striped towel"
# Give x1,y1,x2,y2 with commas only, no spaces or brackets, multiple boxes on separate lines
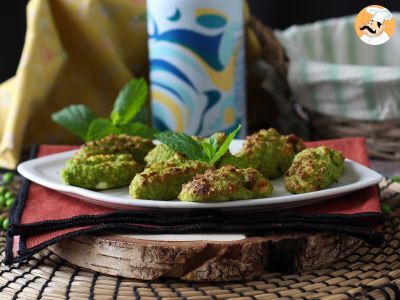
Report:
276,14,400,120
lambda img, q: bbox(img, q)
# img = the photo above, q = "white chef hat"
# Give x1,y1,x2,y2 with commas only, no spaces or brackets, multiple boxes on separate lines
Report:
366,6,392,24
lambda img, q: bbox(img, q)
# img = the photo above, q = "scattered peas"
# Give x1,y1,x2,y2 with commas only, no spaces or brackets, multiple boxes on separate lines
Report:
0,172,16,232
5,198,14,209
2,218,9,230
392,176,400,183
2,172,14,184
0,195,6,207
4,191,13,199
381,203,392,213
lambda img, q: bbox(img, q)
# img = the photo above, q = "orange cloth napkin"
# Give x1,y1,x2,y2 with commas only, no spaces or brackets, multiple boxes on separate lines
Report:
5,137,383,264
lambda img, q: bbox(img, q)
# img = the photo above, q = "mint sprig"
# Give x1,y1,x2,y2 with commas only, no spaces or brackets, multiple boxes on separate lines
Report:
52,78,159,141
156,124,241,166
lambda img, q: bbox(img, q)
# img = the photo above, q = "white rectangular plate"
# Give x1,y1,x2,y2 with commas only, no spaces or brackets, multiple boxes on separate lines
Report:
17,140,383,212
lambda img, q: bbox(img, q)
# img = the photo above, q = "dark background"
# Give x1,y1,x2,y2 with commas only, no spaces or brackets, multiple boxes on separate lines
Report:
1,1,399,83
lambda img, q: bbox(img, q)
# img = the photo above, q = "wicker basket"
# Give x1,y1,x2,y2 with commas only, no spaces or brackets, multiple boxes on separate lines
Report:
247,17,400,160
305,109,400,160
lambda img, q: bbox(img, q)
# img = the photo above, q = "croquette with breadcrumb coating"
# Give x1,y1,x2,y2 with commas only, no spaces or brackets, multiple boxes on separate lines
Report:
62,154,143,190
76,134,154,165
144,144,185,166
179,165,273,202
284,146,344,194
144,132,228,166
129,160,211,200
220,128,305,179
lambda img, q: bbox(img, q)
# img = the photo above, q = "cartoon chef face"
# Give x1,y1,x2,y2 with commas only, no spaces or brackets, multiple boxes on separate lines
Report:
360,19,385,37
360,7,392,38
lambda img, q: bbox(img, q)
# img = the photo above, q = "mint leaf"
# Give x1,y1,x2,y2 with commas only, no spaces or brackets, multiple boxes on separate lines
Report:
86,119,121,141
208,136,219,151
120,122,160,139
211,124,241,165
201,141,215,162
51,105,96,141
156,132,207,162
111,78,148,125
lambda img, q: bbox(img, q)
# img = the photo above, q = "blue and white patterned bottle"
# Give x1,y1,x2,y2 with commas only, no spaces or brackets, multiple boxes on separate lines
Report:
147,0,247,137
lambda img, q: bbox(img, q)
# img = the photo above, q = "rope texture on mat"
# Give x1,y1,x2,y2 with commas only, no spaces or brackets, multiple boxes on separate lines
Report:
0,179,399,300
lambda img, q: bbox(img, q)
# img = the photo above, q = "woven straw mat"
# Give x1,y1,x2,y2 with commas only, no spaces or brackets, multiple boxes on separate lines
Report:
0,179,399,300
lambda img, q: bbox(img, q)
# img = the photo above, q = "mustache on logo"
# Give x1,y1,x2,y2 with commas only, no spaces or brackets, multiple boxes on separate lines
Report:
360,25,376,34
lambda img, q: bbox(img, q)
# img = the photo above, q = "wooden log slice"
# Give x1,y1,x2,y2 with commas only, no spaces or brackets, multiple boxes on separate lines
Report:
49,232,363,281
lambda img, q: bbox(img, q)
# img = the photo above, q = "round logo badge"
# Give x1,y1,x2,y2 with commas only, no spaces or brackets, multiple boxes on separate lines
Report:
355,5,395,46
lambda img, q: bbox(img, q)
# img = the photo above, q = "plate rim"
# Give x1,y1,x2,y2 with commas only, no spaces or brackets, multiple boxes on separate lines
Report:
17,144,383,211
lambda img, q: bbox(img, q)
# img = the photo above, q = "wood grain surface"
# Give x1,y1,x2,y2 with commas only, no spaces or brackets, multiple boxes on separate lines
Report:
49,232,362,281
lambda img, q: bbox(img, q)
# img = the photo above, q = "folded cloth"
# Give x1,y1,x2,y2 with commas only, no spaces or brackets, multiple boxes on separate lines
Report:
5,137,384,264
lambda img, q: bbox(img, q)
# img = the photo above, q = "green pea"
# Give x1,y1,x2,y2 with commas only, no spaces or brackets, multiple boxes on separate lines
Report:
0,186,6,195
2,172,14,184
381,203,392,213
392,176,400,183
6,198,14,208
2,218,9,231
0,195,6,207
4,191,13,199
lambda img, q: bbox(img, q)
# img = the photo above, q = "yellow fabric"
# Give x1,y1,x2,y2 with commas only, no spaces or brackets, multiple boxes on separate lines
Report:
0,0,259,169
